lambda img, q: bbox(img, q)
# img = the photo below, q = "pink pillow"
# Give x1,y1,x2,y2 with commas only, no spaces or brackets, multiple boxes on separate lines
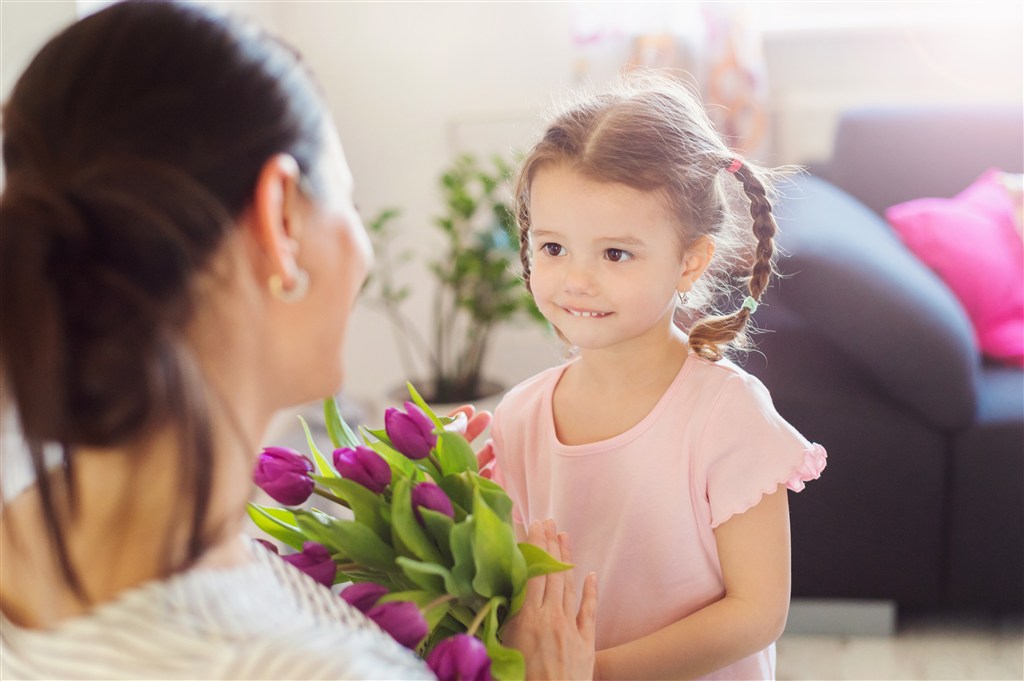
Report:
885,169,1024,366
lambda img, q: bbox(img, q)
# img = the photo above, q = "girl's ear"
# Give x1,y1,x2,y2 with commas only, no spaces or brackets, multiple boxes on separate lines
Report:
679,236,715,293
248,154,304,284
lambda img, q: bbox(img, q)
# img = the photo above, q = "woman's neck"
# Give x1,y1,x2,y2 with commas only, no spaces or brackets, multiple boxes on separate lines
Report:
0,405,268,628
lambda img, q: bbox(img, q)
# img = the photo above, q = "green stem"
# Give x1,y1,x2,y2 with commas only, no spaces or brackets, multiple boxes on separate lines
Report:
313,488,350,508
424,593,457,613
466,599,494,638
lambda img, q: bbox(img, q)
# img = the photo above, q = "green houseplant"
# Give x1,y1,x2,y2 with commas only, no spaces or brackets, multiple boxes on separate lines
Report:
365,154,542,404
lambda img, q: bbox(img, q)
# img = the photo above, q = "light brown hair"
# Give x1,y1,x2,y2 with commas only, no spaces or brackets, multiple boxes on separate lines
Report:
514,72,782,361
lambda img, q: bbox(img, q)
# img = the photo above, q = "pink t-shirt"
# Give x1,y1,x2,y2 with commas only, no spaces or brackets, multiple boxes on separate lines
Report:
491,352,826,680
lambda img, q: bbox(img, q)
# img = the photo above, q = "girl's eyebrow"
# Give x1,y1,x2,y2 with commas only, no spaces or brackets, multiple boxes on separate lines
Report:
531,229,646,247
595,235,646,247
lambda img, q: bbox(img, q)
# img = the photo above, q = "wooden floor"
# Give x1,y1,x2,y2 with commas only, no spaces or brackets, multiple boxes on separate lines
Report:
777,610,1023,680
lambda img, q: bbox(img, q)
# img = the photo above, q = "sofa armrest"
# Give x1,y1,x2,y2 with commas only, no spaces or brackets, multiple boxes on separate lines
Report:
769,175,979,431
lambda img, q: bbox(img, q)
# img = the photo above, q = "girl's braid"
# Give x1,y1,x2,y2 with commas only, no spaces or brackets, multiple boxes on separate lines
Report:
687,159,778,361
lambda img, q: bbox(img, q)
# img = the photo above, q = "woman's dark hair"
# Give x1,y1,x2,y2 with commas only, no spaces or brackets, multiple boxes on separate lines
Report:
0,0,326,598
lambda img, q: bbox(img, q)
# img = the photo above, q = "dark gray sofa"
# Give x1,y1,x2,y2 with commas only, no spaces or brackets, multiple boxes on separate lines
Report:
744,106,1024,611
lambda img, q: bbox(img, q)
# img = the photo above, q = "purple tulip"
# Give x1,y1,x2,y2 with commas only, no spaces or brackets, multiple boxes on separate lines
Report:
426,634,493,681
282,541,336,588
365,600,429,649
255,538,279,555
340,582,390,613
384,402,437,460
333,446,392,494
253,446,315,506
411,481,454,525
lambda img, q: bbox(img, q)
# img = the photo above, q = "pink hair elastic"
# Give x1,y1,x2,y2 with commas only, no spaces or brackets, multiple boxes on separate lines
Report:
726,158,743,174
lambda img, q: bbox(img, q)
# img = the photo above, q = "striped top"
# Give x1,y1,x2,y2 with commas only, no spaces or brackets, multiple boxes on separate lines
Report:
0,537,434,680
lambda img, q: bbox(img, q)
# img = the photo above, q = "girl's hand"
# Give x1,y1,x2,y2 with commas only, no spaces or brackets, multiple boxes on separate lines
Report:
446,404,492,443
446,405,497,479
502,519,598,680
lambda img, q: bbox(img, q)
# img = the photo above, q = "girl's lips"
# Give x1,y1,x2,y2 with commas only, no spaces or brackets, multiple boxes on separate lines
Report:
561,306,611,318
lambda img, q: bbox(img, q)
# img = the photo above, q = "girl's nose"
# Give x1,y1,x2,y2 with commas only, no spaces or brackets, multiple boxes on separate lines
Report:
562,260,596,295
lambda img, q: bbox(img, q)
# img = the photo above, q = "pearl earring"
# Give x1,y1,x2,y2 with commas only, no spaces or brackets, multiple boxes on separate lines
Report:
269,269,310,303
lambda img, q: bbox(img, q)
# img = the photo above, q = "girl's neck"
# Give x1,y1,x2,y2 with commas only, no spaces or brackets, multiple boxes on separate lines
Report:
551,327,691,446
571,326,690,391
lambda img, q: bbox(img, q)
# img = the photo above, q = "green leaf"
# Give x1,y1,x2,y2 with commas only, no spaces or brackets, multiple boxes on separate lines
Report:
324,397,361,449
436,431,478,476
419,508,455,562
405,382,443,427
297,512,396,571
471,487,527,599
313,475,388,540
482,596,525,681
390,478,445,565
519,542,573,579
395,556,450,594
436,472,474,515
448,518,477,600
298,415,336,478
246,503,306,551
293,509,343,553
472,474,514,524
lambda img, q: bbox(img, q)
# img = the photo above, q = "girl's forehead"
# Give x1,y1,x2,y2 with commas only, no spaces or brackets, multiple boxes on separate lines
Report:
530,166,680,232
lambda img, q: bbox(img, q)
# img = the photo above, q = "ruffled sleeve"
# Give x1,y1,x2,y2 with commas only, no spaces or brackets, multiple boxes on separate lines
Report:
699,371,827,528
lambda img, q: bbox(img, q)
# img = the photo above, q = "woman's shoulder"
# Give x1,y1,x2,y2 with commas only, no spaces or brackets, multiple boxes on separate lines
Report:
0,538,430,680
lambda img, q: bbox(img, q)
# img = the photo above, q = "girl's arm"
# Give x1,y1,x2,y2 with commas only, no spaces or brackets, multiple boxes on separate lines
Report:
594,485,792,680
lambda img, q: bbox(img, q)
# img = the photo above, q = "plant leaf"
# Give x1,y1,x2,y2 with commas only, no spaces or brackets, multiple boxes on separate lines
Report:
482,595,525,681
390,478,445,565
471,487,526,599
406,382,443,427
447,518,477,600
313,475,388,540
436,431,478,476
395,556,450,594
296,511,396,571
246,503,306,551
324,396,361,449
298,415,336,479
519,542,573,579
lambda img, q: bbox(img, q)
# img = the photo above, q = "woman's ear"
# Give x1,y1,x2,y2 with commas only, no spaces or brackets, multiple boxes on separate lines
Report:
249,154,304,284
678,236,715,293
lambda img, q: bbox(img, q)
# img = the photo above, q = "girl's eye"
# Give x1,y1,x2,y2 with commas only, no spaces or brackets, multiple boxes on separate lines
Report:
541,243,565,257
605,248,632,262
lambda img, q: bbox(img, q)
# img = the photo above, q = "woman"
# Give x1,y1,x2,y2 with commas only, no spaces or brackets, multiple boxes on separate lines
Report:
0,2,595,678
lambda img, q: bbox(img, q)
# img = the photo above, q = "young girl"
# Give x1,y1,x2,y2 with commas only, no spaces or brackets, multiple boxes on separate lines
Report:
490,74,827,680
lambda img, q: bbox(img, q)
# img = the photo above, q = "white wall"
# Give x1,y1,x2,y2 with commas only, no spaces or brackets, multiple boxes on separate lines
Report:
3,1,1022,413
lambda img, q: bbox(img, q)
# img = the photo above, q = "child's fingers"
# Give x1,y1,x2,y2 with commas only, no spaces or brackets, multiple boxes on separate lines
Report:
476,440,495,473
542,520,564,607
559,532,577,614
577,572,599,644
524,521,547,609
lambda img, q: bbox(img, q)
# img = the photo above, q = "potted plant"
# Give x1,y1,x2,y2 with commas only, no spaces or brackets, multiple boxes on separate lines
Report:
365,153,543,404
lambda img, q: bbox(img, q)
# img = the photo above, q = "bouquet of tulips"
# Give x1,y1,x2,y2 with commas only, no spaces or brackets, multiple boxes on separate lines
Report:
248,385,570,681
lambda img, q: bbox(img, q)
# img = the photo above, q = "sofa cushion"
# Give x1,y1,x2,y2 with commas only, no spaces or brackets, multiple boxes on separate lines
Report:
771,174,979,431
885,169,1024,366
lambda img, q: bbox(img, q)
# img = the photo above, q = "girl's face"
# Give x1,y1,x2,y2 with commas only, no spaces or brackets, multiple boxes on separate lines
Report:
527,164,693,354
